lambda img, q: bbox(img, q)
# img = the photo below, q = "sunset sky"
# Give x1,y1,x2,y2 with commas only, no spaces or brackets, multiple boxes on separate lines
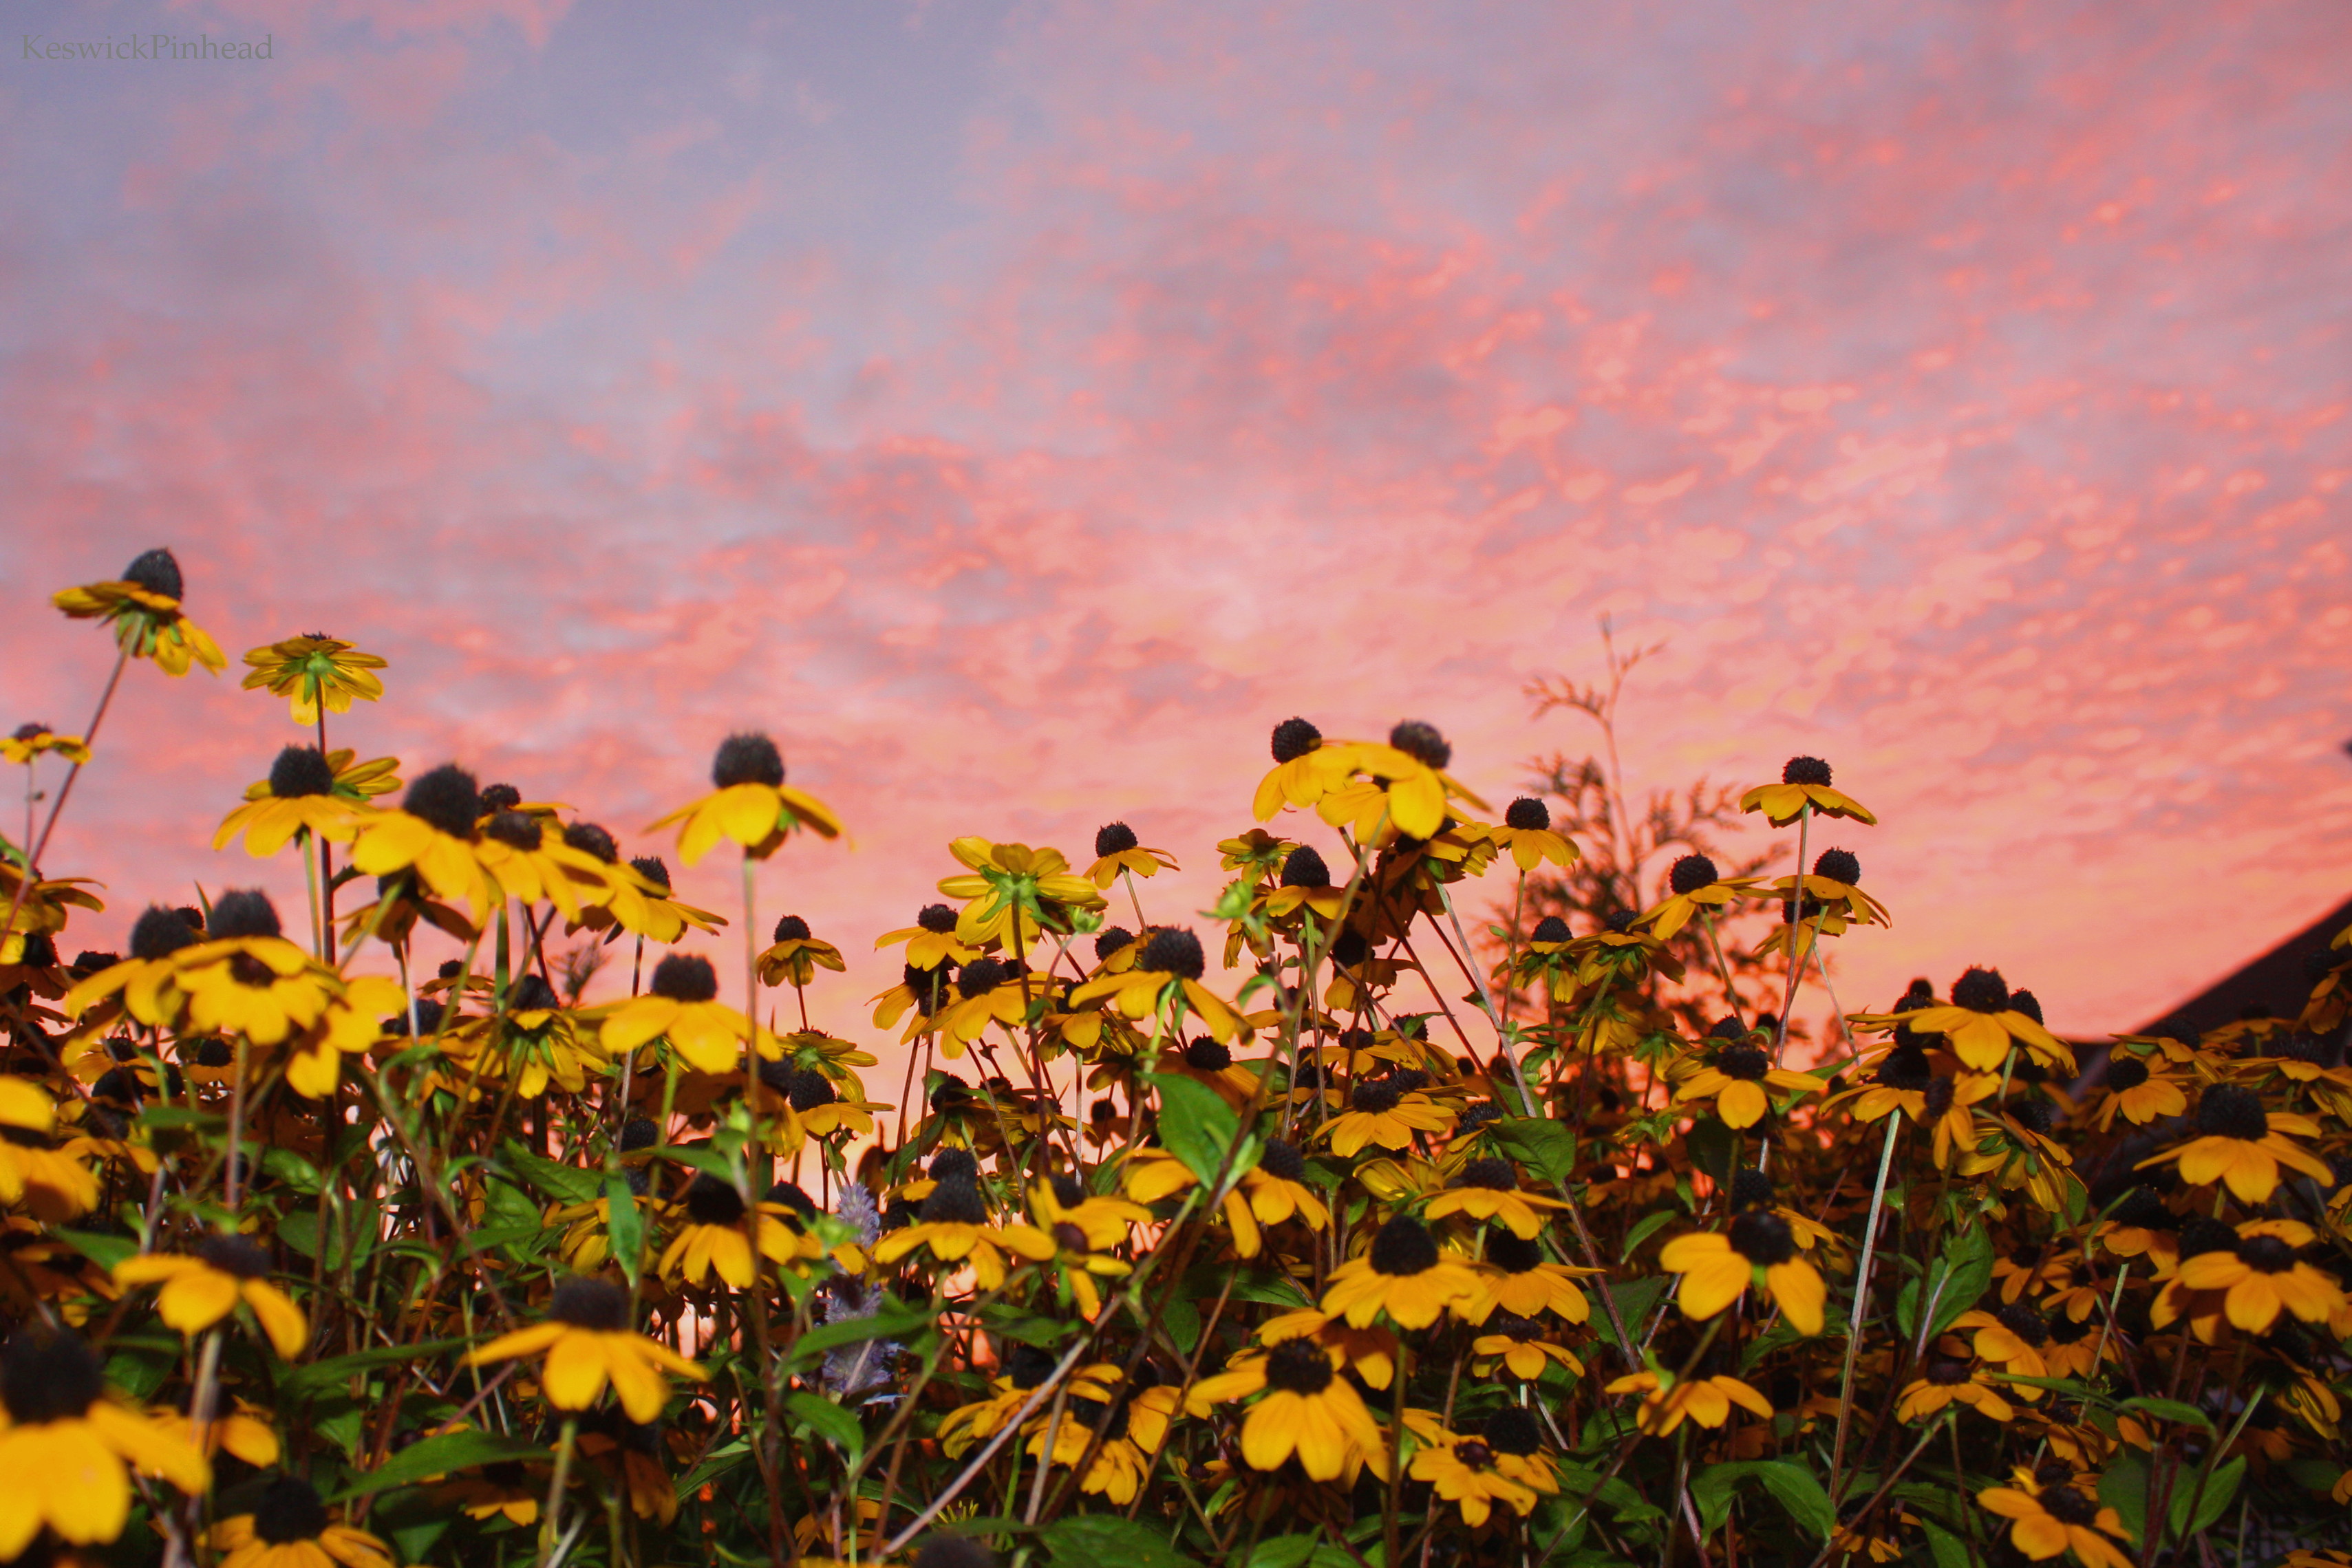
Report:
3,0,2348,1040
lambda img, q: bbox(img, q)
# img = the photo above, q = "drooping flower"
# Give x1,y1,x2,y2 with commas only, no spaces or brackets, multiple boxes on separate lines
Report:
113,1234,308,1358
52,548,226,677
1740,755,1875,827
645,732,842,865
239,634,388,726
463,1277,707,1422
1659,1212,1826,1335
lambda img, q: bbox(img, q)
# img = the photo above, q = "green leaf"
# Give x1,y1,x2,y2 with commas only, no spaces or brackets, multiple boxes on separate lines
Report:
258,1148,321,1195
2169,1454,2244,1543
499,1141,602,1206
2120,1397,2214,1432
786,1390,864,1456
674,1438,751,1503
1148,1073,1242,1187
1690,1461,1835,1541
787,1296,934,1363
1916,1223,1994,1339
606,1173,643,1285
1684,1116,1740,1186
277,1210,328,1264
1619,1209,1679,1262
1489,1117,1578,1183
280,1337,471,1406
1919,1520,1971,1568
1241,1534,1355,1568
652,1144,739,1182
136,1106,226,1133
53,1228,138,1274
1600,1276,1667,1353
1043,1514,1197,1568
1162,1294,1203,1355
334,1430,550,1501
1177,1265,1314,1311
2098,1451,2150,1548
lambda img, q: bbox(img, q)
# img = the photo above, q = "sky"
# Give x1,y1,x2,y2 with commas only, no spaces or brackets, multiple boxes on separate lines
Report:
2,0,2349,1044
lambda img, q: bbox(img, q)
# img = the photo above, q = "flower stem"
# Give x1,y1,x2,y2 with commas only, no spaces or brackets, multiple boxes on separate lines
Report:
537,1415,580,1568
1830,1110,1903,1502
0,645,129,941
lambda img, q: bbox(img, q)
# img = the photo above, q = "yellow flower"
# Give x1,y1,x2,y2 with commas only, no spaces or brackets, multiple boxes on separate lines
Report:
1314,722,1488,842
1318,1077,1458,1157
1489,797,1579,871
213,746,374,857
1896,969,2072,1073
874,903,977,971
0,1078,100,1221
211,1476,393,1568
645,731,841,865
0,724,89,766
936,837,1104,949
869,1172,1057,1291
1468,1229,1597,1324
1069,927,1246,1043
1739,755,1874,827
590,954,753,1074
1254,844,1351,921
239,634,387,726
1320,1215,1484,1329
1409,1428,1541,1526
1765,846,1889,927
1672,1035,1821,1130
2091,1052,2188,1130
0,1325,211,1558
1085,821,1179,888
1422,1157,1569,1238
1977,1477,2133,1568
656,1176,822,1288
2135,1086,2333,1203
1028,1174,1150,1317
1469,1313,1585,1381
756,914,846,989
464,1277,706,1422
1252,718,1360,822
114,1235,309,1358
1186,1340,1389,1482
1603,1368,1773,1436
1659,1215,1826,1335
346,764,498,914
2174,1219,2344,1332
1895,1358,2015,1423
51,548,226,676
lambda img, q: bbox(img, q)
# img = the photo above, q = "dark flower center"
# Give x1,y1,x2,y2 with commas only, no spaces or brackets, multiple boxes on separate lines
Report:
1389,721,1451,771
268,745,335,799
11,932,56,969
921,1176,988,1226
1093,926,1134,959
480,785,522,814
929,1079,974,1112
1137,927,1206,980
1922,1077,1956,1118
1500,798,1552,835
1669,855,1720,895
1270,717,1323,764
1453,1439,1495,1468
194,1038,235,1066
1530,916,1571,945
1873,1046,1932,1091
1329,930,1370,967
548,1277,630,1331
1995,1303,2050,1346
2009,989,2044,1024
1257,1139,1306,1182
197,1234,270,1280
649,954,719,1003
1350,1080,1404,1115
1716,1045,1769,1082
1951,968,2010,1013
1183,1037,1232,1072
765,1183,816,1220
2012,1099,2057,1136
2196,1087,2269,1141
403,764,482,839
1,1327,103,1424
712,733,786,789
1052,1222,1089,1254
209,889,284,941
1369,1214,1440,1276
2108,1188,2173,1229
787,1069,836,1111
2106,1058,2150,1092
511,974,558,1012
1482,1405,1543,1456
630,855,672,890
620,1119,659,1152
957,958,1007,1000
1458,1158,1517,1190
564,822,619,863
251,1476,330,1545
1280,846,1332,888
484,811,542,849
1486,1231,1543,1273
1782,756,1832,786
1811,848,1859,885
122,547,184,600
1263,1339,1335,1394
2236,1234,2297,1274
2177,1218,2240,1259
930,1148,979,1181
1728,1211,1796,1266
1925,1359,1972,1386
1459,1104,1502,1132
129,905,197,961
1730,1169,1774,1210
771,914,812,943
1005,1344,1056,1389
1094,822,1139,858
1049,1173,1085,1208
917,903,959,934
683,1175,748,1226
2040,1488,2097,1527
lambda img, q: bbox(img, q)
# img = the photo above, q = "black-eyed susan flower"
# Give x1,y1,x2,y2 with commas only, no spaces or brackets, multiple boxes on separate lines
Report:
646,732,842,865
1316,721,1488,842
1258,844,1349,921
1424,1157,1568,1238
656,1175,816,1288
434,1458,541,1526
1659,1212,1826,1335
2174,1219,2345,1332
1673,1034,1819,1130
473,810,616,924
213,746,374,857
1976,1476,2133,1568
1,724,89,766
1899,969,2071,1073
1489,796,1577,872
52,548,226,677
1952,1304,2053,1388
1186,1338,1389,1481
870,1172,1056,1291
0,1325,211,1558
1468,1228,1596,1324
464,1276,706,1422
874,903,976,971
1320,1075,1457,1157
2135,1085,2333,1203
2091,1052,2188,1130
937,838,1104,949
210,1474,393,1568
1027,1176,1148,1318
756,914,846,989
1023,1368,1177,1505
239,634,387,727
591,854,725,945
1740,755,1875,827
1895,1357,2015,1423
1252,717,1355,822
1603,1368,1773,1437
1153,1034,1261,1110
591,954,752,1074
1640,854,1761,941
1069,925,1244,1043
1408,1428,1540,1526
1766,846,1890,927
166,890,338,1044
0,1080,99,1222
1321,1214,1483,1329
114,1235,308,1358
348,764,495,914
1469,1312,1583,1380
1086,821,1177,888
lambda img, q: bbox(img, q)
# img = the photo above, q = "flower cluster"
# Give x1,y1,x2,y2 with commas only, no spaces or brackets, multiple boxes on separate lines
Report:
0,550,2344,1568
